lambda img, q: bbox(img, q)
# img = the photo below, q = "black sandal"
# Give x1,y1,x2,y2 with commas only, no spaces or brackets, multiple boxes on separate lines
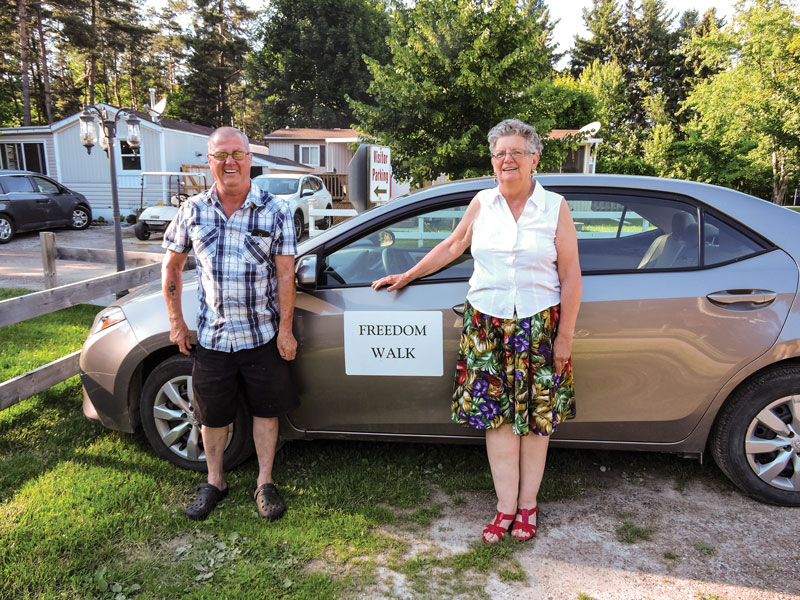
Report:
253,483,286,521
185,483,228,521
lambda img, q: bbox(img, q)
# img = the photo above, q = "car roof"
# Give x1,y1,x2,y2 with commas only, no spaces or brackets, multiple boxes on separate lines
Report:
300,174,800,259
254,173,308,179
0,169,37,176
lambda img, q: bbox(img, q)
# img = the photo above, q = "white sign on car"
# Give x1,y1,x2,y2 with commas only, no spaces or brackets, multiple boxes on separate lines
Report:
369,145,392,204
343,311,443,376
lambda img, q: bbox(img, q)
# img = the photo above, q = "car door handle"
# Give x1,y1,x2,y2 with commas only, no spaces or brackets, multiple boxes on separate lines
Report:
452,304,465,317
36,199,50,204
706,290,777,307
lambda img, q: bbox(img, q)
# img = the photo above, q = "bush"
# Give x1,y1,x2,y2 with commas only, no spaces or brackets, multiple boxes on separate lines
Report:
125,214,137,224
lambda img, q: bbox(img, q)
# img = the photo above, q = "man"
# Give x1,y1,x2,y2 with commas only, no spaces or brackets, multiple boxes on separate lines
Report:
161,126,298,521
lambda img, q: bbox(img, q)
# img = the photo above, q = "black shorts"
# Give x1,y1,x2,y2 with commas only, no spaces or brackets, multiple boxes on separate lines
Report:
191,338,299,427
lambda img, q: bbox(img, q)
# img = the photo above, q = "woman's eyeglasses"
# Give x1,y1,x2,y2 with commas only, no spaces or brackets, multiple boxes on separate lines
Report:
209,150,251,161
491,150,533,160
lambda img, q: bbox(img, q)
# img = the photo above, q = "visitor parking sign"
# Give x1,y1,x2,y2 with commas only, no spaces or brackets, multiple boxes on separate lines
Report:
369,145,392,204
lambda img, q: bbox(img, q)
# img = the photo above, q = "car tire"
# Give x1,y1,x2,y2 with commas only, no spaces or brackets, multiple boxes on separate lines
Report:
0,214,14,243
710,365,800,506
294,211,304,240
140,354,254,472
134,222,151,240
70,205,91,230
317,205,331,230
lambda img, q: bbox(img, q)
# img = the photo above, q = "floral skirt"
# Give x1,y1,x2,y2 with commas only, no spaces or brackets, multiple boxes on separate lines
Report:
451,300,575,436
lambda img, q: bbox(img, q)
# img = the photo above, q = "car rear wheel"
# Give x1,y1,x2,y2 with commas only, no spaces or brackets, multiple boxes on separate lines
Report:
140,354,254,471
0,215,14,243
134,222,151,240
710,365,800,506
294,211,304,240
70,206,91,230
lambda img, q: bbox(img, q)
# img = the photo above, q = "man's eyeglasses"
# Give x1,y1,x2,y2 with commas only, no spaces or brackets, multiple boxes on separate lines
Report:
491,150,533,160
209,150,251,161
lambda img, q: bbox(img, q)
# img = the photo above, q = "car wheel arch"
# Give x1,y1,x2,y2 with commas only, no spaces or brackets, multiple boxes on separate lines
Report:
709,361,800,505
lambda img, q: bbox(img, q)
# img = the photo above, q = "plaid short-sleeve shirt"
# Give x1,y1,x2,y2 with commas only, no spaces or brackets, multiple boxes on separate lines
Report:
163,182,297,352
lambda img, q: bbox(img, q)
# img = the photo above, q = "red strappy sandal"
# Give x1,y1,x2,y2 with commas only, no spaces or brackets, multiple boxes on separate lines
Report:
512,506,539,541
482,511,515,544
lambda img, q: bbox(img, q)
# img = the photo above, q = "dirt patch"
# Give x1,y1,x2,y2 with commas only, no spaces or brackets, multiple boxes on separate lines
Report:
358,470,799,599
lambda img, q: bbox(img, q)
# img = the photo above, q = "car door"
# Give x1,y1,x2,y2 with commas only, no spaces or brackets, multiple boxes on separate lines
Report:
31,176,71,225
290,195,481,437
298,177,315,224
0,174,50,230
557,188,797,444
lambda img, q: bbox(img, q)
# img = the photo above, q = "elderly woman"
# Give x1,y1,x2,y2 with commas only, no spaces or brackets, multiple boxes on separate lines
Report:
372,118,582,543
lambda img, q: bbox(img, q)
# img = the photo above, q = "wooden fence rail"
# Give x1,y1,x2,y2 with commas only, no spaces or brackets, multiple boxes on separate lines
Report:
0,351,81,412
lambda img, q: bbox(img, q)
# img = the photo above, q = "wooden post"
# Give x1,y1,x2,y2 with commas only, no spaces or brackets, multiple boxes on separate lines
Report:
40,231,57,288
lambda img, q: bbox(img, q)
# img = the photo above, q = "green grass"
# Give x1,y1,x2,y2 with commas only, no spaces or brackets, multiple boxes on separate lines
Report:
694,541,717,556
0,287,100,381
615,517,654,544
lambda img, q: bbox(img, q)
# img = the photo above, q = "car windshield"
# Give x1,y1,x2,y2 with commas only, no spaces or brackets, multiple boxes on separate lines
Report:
256,178,299,195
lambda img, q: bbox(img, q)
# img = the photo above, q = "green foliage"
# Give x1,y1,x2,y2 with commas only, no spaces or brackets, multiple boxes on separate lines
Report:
175,0,253,128
353,0,594,185
248,0,390,132
669,0,800,202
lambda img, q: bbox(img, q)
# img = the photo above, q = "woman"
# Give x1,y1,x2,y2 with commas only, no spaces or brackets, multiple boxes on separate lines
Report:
372,118,582,543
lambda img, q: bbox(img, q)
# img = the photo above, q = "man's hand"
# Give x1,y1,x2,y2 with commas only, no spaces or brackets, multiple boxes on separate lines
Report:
277,328,297,361
169,318,192,355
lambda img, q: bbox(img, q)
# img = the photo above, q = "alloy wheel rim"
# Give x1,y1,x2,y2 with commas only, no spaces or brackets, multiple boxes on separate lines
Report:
0,219,10,240
151,373,233,462
72,209,88,228
745,395,800,491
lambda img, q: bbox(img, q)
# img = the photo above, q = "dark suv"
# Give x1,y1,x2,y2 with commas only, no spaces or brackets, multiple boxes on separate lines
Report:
0,170,92,243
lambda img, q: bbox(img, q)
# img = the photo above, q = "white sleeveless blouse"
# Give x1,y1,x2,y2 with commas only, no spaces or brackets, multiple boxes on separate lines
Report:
467,182,564,319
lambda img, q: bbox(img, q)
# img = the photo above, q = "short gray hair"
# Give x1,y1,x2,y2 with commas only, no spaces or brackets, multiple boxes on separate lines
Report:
487,119,543,155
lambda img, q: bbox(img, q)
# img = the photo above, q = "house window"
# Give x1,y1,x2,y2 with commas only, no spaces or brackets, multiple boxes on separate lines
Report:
300,145,320,166
119,140,141,171
0,142,46,174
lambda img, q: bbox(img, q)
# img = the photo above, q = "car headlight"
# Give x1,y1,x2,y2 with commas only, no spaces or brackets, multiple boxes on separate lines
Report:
89,307,126,336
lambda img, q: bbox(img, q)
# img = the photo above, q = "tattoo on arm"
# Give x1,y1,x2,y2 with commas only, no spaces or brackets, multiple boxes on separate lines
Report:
168,283,177,296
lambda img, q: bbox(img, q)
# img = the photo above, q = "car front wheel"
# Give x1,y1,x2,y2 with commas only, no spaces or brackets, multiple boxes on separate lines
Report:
710,365,800,506
140,354,254,471
70,206,91,230
0,215,14,243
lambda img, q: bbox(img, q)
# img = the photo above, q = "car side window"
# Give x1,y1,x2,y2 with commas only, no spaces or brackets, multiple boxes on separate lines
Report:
310,177,322,192
32,176,60,194
320,204,472,287
566,195,700,272
702,213,765,266
301,179,314,195
2,175,35,193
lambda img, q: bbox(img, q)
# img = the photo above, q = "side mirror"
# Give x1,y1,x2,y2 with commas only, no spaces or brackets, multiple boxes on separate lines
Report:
301,189,314,198
295,254,317,289
379,230,395,247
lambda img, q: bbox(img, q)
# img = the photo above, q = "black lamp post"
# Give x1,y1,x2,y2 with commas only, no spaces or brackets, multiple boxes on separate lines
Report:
79,105,142,274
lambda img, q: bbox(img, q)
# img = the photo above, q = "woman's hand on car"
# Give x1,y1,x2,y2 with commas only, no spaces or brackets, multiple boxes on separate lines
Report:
372,272,410,292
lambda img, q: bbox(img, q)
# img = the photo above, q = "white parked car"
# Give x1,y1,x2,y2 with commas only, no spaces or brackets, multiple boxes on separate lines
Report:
253,174,333,239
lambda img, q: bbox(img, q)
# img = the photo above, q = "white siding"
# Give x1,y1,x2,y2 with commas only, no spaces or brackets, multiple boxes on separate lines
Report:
325,142,353,174
268,141,296,161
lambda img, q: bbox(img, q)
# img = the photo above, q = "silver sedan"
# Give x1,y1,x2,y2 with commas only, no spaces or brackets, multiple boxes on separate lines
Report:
79,174,800,506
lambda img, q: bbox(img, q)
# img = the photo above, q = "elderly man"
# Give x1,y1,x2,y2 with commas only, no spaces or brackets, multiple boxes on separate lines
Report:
161,126,298,521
